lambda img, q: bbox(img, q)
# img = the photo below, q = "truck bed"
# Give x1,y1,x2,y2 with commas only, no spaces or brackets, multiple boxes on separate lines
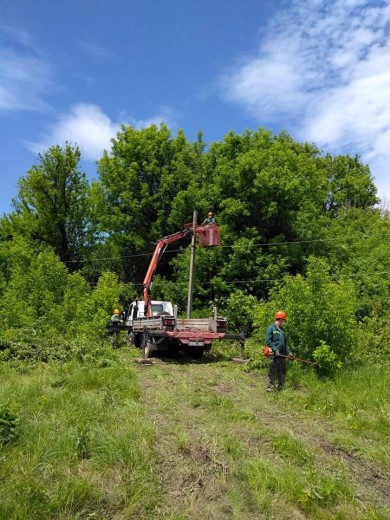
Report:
131,317,164,331
176,318,210,331
131,316,225,333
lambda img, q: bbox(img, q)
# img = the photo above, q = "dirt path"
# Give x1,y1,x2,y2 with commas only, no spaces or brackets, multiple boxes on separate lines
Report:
132,355,390,519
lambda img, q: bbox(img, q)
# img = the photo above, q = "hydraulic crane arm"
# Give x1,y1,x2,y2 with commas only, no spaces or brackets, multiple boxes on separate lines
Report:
143,229,192,317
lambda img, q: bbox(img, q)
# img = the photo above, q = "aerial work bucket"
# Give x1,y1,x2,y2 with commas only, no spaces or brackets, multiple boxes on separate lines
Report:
196,223,221,247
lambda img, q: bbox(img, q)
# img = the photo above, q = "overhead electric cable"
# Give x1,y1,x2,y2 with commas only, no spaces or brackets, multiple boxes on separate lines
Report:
63,232,390,264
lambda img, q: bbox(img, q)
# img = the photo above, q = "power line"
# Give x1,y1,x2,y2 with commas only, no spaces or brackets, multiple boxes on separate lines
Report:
125,270,390,288
63,232,390,264
64,251,155,264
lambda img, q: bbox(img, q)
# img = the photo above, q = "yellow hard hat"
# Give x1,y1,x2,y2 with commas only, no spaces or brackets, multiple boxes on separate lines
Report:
113,309,120,314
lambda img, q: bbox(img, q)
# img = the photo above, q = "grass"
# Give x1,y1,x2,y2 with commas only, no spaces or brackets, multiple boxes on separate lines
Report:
275,364,390,467
0,340,389,519
0,353,160,519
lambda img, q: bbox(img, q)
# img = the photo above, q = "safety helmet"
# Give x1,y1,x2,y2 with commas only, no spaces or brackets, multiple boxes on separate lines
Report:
208,211,213,217
274,311,287,320
113,309,120,315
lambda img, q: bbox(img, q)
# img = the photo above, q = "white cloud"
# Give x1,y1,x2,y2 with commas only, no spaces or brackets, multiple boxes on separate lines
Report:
132,107,178,131
27,103,178,161
77,40,114,61
220,0,390,200
0,28,52,112
27,104,121,160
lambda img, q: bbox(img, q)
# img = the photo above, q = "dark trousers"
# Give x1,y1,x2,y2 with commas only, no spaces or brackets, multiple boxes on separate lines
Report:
268,357,287,387
110,331,118,347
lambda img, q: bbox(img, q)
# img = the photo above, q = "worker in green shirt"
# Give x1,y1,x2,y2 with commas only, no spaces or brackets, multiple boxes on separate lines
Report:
109,308,123,347
201,211,216,225
265,310,291,391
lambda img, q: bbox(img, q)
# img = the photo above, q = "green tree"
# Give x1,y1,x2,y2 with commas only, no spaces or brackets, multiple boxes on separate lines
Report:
191,130,329,301
94,124,203,283
318,207,390,319
323,154,379,215
114,127,379,309
10,143,91,265
0,236,69,331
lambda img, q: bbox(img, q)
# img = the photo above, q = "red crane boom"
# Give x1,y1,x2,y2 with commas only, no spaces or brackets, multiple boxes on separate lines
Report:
142,223,220,317
143,229,191,317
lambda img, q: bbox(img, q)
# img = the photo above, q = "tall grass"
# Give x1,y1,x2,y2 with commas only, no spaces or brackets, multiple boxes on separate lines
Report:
0,352,161,519
274,364,390,467
1,339,389,519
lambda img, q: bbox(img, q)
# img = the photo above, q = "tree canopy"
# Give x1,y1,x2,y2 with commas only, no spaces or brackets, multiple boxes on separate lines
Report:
4,143,91,266
0,124,388,367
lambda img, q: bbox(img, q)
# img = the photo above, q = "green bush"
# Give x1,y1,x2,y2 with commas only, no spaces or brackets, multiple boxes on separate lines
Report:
253,257,358,363
218,289,261,334
313,341,343,376
0,407,19,445
352,315,390,364
0,236,125,355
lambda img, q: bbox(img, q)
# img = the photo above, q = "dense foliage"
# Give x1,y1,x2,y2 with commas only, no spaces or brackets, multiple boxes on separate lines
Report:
0,125,389,368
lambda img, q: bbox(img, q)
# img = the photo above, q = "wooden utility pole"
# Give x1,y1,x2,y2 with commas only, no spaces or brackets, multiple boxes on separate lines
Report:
187,209,197,318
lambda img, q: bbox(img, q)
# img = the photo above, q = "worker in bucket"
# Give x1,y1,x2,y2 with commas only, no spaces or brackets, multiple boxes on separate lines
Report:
265,310,291,391
202,211,216,225
109,308,123,347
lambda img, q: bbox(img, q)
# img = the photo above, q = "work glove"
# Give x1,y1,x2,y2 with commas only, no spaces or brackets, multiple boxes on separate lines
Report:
274,349,280,357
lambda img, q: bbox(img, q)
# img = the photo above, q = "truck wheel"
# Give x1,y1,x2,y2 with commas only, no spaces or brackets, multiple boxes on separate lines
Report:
127,332,135,346
190,348,204,360
144,340,154,359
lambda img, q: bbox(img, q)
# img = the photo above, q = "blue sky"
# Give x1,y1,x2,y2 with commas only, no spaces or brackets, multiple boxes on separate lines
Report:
1,0,390,214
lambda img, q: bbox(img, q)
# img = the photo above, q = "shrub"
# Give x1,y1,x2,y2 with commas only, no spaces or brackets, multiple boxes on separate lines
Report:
0,407,19,445
218,289,261,334
313,341,343,376
253,257,358,362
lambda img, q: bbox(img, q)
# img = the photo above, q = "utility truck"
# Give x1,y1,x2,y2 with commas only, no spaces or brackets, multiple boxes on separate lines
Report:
111,216,245,359
125,297,230,359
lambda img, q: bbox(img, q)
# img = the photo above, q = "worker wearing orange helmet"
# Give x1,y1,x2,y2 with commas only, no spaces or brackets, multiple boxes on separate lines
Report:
201,211,216,225
265,310,291,392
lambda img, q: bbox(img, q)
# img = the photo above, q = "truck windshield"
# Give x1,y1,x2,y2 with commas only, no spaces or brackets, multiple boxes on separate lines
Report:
151,304,164,313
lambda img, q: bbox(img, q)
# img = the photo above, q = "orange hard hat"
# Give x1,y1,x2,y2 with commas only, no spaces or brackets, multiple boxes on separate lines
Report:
263,346,273,357
274,311,287,320
113,309,120,315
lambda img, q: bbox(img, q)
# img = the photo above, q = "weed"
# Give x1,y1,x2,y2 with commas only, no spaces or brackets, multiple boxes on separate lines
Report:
313,341,343,376
271,432,314,466
0,406,19,445
76,426,91,460
175,426,190,452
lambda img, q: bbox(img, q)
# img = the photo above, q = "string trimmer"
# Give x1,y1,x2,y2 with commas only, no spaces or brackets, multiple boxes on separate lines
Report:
263,346,318,366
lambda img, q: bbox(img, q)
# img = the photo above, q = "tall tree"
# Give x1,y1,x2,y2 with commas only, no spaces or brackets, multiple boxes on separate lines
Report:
10,143,90,265
168,129,379,304
323,154,379,214
94,123,203,283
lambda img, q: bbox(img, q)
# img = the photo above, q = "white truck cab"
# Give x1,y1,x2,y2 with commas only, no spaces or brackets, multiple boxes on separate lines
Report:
125,300,174,326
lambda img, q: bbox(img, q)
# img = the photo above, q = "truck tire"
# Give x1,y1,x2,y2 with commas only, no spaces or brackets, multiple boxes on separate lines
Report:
127,332,135,346
189,348,204,360
144,340,154,359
